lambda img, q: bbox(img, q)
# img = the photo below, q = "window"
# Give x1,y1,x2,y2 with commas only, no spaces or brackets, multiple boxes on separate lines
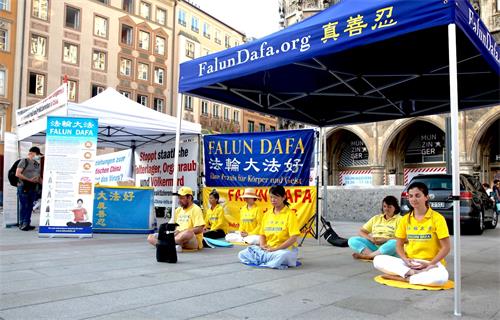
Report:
65,6,80,30
270,126,276,131
138,62,149,80
137,94,148,106
0,27,7,51
119,58,132,76
153,98,164,112
156,8,166,25
32,0,48,20
203,23,210,38
122,0,133,13
191,16,199,32
259,123,266,132
91,84,105,97
178,9,186,26
0,70,5,96
119,90,131,98
234,40,240,47
215,30,221,45
94,16,108,38
63,42,78,64
154,67,164,85
225,35,230,48
0,0,9,11
121,24,133,45
92,50,106,71
139,2,151,19
155,36,165,55
138,30,150,50
30,34,47,57
67,79,77,101
202,48,210,56
233,110,239,123
224,107,229,121
248,120,255,132
29,72,45,96
185,40,194,58
96,0,108,4
201,100,208,115
184,95,193,110
212,104,220,118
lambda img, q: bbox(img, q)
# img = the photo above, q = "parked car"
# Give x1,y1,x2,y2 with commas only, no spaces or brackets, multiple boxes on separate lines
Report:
401,174,498,234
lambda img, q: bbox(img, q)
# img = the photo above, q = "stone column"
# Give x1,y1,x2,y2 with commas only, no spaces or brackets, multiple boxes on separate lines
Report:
371,165,386,185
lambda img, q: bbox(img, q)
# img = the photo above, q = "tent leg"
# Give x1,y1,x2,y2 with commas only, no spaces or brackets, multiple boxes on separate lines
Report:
170,94,184,223
448,23,461,317
321,127,328,245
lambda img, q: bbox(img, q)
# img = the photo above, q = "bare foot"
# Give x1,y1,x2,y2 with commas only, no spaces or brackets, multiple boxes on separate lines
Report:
147,234,158,246
352,252,373,260
381,274,409,282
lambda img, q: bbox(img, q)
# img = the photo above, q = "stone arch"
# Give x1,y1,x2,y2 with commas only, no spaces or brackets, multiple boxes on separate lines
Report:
325,126,373,162
380,116,445,165
469,107,500,163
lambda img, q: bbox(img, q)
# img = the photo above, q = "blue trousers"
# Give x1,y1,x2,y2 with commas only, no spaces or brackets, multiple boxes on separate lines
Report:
17,186,37,226
238,245,298,269
348,237,398,256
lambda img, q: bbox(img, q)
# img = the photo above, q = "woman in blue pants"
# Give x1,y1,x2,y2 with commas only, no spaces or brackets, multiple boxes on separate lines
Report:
348,196,401,260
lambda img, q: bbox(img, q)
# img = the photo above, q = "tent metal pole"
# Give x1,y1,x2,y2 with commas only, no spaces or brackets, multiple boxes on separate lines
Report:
448,23,462,317
322,127,328,244
170,94,184,223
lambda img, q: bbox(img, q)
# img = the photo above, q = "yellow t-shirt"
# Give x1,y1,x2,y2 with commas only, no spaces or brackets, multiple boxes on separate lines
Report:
175,204,205,249
204,204,227,233
362,213,401,239
260,206,301,250
239,205,263,235
395,208,449,265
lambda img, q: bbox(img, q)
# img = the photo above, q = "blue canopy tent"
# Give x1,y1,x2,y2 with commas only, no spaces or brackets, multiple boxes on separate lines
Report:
175,0,499,315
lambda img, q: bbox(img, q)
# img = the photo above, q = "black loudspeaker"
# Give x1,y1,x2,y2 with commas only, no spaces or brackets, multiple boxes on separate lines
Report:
156,223,178,263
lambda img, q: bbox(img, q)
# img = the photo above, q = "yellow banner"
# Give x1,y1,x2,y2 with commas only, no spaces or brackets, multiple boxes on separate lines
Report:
202,186,316,234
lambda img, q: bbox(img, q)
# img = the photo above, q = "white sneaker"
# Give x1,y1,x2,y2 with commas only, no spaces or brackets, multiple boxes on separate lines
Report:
175,245,183,253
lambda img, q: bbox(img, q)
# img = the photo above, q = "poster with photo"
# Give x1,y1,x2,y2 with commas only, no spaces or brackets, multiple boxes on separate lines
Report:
38,116,98,238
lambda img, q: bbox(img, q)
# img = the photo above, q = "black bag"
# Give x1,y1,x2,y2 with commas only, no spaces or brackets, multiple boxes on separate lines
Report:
8,159,27,187
156,222,178,263
322,217,349,247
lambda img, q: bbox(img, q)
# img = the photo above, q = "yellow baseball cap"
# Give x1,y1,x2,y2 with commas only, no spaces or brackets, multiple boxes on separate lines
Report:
173,186,193,196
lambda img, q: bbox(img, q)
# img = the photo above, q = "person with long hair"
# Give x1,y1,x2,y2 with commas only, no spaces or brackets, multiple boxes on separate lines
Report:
237,186,301,269
203,189,227,239
373,182,451,286
348,196,401,260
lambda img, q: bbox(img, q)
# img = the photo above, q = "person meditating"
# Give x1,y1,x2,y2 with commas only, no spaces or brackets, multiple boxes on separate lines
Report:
203,189,228,239
373,182,451,286
348,196,401,260
225,188,263,245
238,186,301,269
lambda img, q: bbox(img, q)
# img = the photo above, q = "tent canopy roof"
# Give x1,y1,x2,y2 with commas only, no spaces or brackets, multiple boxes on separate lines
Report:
18,88,201,148
179,0,499,126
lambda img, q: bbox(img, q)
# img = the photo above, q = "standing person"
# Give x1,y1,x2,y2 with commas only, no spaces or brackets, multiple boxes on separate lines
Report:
203,189,228,239
225,188,263,245
373,182,451,286
16,146,43,231
238,186,301,269
148,186,205,251
348,196,401,260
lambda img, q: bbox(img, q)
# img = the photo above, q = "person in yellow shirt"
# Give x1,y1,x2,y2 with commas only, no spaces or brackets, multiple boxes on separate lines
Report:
225,188,263,245
238,186,301,269
348,196,401,260
147,186,205,251
373,182,450,286
203,189,227,239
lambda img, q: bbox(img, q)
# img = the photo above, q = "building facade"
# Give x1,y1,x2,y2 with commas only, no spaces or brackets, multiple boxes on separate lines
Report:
173,0,278,133
280,0,500,186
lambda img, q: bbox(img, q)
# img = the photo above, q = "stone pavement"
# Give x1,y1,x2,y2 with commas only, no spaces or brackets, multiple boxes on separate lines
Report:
0,215,498,320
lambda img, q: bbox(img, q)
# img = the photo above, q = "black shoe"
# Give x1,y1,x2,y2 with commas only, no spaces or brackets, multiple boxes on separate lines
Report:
20,225,35,231
26,225,36,230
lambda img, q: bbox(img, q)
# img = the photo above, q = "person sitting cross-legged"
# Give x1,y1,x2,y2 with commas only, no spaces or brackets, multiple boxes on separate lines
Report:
348,196,401,260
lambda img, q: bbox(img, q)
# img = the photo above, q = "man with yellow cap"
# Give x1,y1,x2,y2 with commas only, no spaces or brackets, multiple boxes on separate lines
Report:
148,186,205,251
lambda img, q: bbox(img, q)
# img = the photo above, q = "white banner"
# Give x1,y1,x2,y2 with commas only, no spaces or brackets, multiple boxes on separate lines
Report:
16,83,68,126
339,170,373,186
95,149,132,184
134,137,199,207
2,133,20,227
